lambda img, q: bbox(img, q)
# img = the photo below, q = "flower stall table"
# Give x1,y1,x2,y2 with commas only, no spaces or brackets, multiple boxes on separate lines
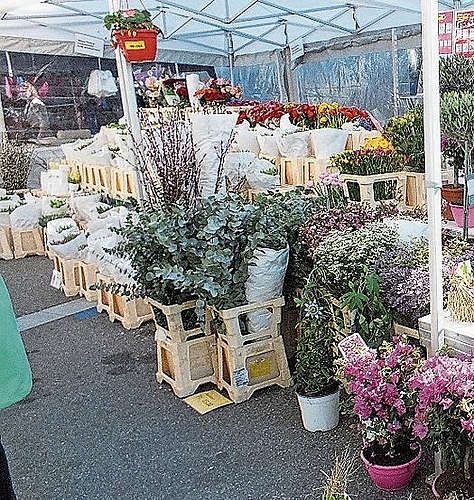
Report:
419,310,474,355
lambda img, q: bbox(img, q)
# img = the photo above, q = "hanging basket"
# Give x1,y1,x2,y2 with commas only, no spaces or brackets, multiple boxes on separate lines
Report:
112,28,158,63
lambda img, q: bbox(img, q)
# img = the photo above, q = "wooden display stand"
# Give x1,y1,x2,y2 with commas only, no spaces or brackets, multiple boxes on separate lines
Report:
155,335,218,398
11,227,45,259
393,322,419,340
147,298,209,343
77,261,99,302
216,335,292,403
279,157,330,186
52,254,81,297
212,298,285,347
340,172,407,207
0,226,14,260
96,273,153,329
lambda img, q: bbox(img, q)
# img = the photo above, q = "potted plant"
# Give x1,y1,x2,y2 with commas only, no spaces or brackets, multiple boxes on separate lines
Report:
103,8,162,63
337,336,424,491
441,136,464,220
67,170,81,192
293,270,343,432
440,91,474,238
409,352,474,498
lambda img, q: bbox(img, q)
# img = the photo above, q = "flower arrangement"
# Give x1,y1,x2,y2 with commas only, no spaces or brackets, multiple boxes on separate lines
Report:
237,101,285,128
409,352,474,479
330,143,405,177
316,102,371,129
384,105,424,173
194,77,242,105
104,8,160,32
337,336,423,463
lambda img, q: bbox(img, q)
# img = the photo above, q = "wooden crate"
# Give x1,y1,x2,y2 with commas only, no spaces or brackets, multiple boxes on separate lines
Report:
77,261,99,302
12,227,45,259
301,157,330,185
405,172,426,208
340,172,407,207
212,298,285,348
156,335,217,398
52,254,81,297
393,322,419,340
147,298,209,343
216,336,292,403
0,226,13,260
96,273,153,330
279,158,304,186
110,168,137,200
95,165,112,193
82,164,99,192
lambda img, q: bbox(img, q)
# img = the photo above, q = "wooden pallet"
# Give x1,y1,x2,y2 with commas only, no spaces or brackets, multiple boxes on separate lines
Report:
216,336,292,403
11,227,45,259
52,254,81,297
0,226,13,260
96,273,153,329
212,298,285,348
156,335,218,398
147,298,209,343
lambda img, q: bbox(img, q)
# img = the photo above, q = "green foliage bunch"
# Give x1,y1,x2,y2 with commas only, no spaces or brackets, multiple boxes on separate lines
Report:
111,194,288,317
439,55,474,95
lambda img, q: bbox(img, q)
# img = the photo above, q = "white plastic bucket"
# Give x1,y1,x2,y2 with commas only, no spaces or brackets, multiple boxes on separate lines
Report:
296,389,340,432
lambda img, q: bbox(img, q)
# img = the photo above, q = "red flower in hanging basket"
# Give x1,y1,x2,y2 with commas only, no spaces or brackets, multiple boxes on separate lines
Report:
104,9,162,63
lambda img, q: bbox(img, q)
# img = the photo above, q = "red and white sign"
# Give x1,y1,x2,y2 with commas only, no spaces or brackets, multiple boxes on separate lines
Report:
439,10,454,55
454,9,474,57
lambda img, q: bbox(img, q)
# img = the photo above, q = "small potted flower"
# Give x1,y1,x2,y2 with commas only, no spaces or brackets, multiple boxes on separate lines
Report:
409,352,474,498
337,336,424,491
103,9,162,63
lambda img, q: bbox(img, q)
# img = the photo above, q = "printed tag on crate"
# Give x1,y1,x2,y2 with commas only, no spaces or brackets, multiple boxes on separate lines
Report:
338,333,368,359
50,269,62,290
184,390,232,414
248,358,272,380
233,367,249,387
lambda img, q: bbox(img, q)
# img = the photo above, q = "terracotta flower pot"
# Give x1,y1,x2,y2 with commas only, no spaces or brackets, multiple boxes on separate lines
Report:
441,185,464,220
112,29,158,63
361,444,422,491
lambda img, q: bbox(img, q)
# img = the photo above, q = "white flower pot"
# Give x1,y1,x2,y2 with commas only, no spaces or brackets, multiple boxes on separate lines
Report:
296,388,340,432
68,183,80,192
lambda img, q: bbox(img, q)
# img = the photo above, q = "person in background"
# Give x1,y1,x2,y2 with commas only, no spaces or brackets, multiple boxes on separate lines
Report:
0,274,33,499
22,82,51,139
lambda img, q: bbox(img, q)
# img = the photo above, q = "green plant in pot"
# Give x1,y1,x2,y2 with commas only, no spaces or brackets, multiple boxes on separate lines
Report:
440,91,474,239
294,270,344,432
441,136,465,220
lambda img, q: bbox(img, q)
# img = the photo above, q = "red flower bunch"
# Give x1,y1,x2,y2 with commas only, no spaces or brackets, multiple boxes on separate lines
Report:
237,101,286,128
194,77,242,104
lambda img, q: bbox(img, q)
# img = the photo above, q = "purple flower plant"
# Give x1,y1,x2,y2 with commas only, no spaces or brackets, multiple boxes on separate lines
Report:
338,336,423,455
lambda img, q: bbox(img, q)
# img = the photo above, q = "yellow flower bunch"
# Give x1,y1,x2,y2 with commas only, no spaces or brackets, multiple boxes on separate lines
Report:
68,171,81,184
363,136,394,152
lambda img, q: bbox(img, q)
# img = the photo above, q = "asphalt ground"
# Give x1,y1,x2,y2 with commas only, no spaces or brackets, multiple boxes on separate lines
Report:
0,148,435,499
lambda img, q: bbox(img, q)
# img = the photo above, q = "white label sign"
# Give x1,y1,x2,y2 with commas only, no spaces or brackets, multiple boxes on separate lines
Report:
50,270,62,290
290,38,304,61
74,33,104,58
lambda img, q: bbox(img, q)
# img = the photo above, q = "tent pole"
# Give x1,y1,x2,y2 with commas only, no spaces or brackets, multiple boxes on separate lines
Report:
108,0,145,202
226,32,235,85
0,90,6,147
391,29,400,117
421,2,443,353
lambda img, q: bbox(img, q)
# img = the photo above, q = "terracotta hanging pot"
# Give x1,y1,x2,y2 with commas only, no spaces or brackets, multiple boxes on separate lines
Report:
112,28,158,63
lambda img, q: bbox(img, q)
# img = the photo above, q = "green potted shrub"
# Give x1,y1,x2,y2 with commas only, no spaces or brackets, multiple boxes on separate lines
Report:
440,91,474,239
294,270,343,432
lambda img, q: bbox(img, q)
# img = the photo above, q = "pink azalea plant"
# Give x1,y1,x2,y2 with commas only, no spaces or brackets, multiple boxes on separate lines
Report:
337,336,423,461
409,352,474,478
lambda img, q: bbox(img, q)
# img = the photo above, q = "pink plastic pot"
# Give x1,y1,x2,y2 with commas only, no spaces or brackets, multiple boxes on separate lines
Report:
360,445,422,491
450,203,474,228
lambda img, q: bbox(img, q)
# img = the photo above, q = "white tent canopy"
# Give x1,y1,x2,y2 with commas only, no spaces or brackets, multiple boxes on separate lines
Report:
1,0,473,65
